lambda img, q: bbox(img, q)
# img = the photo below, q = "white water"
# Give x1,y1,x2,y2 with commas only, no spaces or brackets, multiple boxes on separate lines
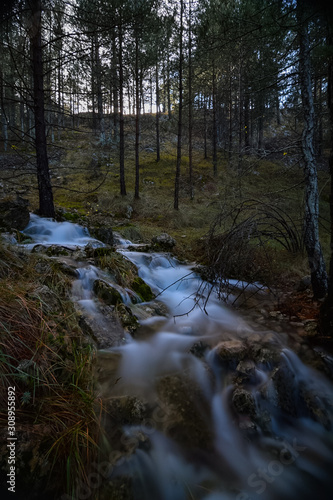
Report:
22,215,333,500
23,213,102,247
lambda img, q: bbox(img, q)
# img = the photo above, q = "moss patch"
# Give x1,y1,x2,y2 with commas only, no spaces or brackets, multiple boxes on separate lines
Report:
131,276,154,302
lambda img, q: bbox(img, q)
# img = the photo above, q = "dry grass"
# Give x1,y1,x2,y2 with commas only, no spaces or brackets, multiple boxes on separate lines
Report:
0,244,103,498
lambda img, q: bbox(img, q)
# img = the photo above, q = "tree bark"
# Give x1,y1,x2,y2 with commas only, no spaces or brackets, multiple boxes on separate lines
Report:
118,14,126,196
30,0,55,218
320,22,333,332
188,0,193,198
174,0,183,210
134,33,140,199
212,61,217,175
298,2,327,299
155,60,160,162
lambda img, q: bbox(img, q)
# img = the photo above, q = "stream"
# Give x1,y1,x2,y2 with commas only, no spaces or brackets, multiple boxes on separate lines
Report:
22,215,333,500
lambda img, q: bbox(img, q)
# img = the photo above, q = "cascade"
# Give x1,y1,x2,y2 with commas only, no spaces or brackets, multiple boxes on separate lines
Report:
21,215,333,500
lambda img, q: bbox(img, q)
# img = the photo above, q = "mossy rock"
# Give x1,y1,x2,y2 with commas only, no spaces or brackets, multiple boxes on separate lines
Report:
131,277,154,302
45,245,72,257
116,303,139,333
85,245,115,258
93,279,123,305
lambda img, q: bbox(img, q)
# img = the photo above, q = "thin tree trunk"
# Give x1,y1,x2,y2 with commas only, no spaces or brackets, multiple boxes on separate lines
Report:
95,34,105,142
228,68,232,165
188,0,193,198
135,33,140,199
155,60,160,162
203,97,207,160
298,2,327,299
212,61,217,175
167,49,171,120
112,30,118,140
30,0,55,218
0,68,8,152
118,16,126,196
174,0,183,210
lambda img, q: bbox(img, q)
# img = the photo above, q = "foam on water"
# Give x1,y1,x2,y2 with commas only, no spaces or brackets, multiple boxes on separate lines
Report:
23,213,102,247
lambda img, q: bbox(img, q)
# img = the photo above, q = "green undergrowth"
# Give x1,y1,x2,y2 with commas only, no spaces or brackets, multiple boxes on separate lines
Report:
1,124,331,285
0,243,103,499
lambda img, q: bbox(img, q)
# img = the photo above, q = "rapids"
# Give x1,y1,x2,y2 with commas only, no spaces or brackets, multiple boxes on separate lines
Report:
22,215,333,500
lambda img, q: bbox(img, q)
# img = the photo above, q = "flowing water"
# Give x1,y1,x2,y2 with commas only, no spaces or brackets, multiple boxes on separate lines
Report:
22,216,333,500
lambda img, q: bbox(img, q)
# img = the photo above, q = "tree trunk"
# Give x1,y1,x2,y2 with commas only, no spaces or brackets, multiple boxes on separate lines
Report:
298,2,327,299
320,22,333,332
135,33,140,200
112,30,118,140
203,97,207,160
155,60,160,162
30,0,55,218
174,0,183,210
0,68,8,152
212,61,217,175
95,33,105,143
118,16,126,196
188,0,193,199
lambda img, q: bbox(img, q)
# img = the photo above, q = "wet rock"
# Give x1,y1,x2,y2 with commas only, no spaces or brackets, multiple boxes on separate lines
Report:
106,396,147,425
127,244,152,252
131,300,169,321
190,341,210,358
85,244,115,258
131,276,154,302
247,334,281,365
151,233,176,250
45,245,72,257
56,261,78,277
214,340,247,363
93,279,123,305
232,388,256,418
76,305,123,349
236,359,256,378
31,244,48,254
0,195,30,230
89,226,114,246
116,303,139,333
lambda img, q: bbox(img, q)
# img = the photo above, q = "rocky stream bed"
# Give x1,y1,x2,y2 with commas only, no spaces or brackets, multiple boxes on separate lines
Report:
1,204,333,500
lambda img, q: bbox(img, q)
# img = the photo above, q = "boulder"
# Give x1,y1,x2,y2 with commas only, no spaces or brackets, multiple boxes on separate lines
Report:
151,233,176,250
214,340,247,363
0,195,30,230
232,388,256,418
93,279,123,306
89,226,114,246
131,276,154,302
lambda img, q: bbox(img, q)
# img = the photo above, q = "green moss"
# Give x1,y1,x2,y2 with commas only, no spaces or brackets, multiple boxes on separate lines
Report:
131,276,154,302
